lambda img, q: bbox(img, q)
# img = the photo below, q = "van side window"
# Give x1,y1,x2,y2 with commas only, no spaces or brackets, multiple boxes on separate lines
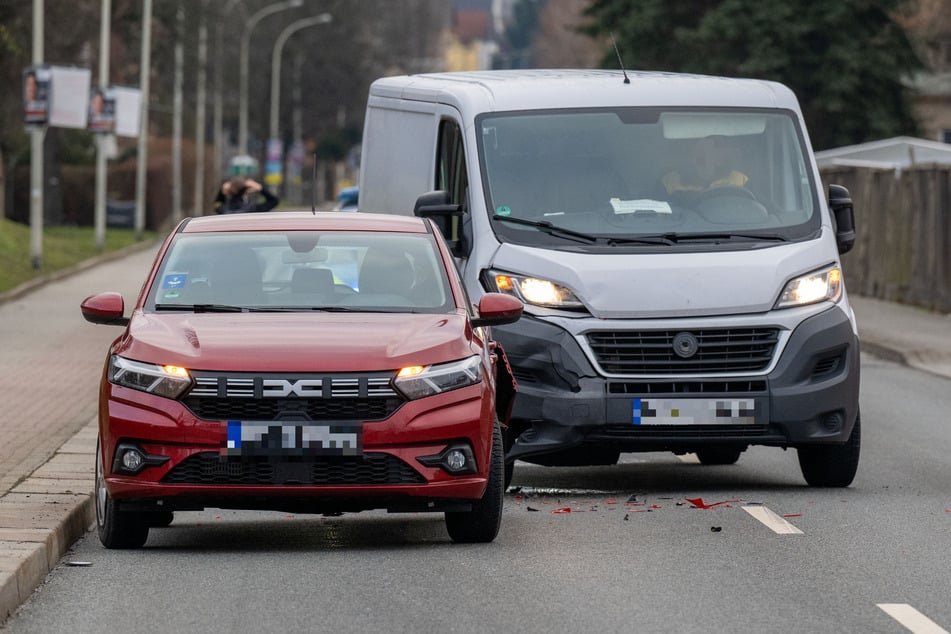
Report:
436,120,468,241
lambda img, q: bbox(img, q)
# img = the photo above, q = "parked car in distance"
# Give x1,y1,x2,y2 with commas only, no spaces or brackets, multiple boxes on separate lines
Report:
81,211,522,548
334,185,359,211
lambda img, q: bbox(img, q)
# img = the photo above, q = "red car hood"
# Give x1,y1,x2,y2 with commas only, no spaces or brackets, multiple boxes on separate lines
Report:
119,312,475,372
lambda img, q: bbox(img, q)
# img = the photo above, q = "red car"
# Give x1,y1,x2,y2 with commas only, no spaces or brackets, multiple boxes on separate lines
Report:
81,212,521,548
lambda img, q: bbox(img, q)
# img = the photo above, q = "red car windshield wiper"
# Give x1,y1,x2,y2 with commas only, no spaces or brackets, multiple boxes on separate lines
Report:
155,303,246,313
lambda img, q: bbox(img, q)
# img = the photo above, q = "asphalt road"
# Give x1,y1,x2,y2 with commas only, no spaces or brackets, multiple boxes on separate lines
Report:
3,352,950,634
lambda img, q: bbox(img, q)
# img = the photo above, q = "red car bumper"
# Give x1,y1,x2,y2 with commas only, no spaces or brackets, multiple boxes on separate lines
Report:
100,382,495,513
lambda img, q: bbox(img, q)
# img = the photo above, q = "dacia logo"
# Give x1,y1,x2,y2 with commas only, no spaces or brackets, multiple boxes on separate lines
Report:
261,378,323,397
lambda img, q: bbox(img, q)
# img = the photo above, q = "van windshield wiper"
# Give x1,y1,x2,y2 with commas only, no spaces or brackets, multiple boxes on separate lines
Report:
492,215,599,244
659,232,789,243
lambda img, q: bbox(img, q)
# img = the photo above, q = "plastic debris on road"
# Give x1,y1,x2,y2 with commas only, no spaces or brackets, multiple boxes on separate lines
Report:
685,497,740,509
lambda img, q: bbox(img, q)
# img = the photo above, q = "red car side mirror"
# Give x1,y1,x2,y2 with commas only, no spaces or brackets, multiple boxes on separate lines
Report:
81,292,129,326
471,293,523,328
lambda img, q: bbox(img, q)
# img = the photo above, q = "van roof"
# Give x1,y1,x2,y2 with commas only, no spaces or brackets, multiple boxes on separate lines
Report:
369,69,799,113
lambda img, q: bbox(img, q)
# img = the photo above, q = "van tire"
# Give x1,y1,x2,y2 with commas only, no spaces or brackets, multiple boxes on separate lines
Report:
446,423,504,543
798,412,861,487
502,425,516,490
696,447,743,465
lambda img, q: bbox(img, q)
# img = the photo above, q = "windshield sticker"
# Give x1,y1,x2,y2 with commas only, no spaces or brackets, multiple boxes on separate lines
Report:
163,273,188,289
610,198,673,215
495,206,512,217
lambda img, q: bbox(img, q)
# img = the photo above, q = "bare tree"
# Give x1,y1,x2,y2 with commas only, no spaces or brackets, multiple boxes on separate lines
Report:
532,0,601,68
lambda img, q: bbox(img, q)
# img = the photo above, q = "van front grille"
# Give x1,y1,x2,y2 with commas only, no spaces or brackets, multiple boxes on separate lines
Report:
588,328,779,374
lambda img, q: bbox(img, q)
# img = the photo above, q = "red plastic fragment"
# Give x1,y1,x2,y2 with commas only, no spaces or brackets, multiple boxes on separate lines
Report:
685,497,739,509
552,507,572,514
782,513,802,518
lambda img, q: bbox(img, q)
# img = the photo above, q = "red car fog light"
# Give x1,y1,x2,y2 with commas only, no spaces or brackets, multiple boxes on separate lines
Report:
417,443,477,475
111,443,171,475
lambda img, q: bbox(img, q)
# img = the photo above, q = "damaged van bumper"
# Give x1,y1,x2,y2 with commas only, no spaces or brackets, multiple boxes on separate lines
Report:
496,306,860,465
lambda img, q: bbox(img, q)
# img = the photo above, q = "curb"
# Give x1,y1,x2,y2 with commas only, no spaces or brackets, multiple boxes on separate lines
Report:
0,421,97,625
0,239,159,307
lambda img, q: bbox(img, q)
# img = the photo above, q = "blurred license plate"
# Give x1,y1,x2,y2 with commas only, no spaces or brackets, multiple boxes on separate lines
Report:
632,398,755,425
222,421,363,457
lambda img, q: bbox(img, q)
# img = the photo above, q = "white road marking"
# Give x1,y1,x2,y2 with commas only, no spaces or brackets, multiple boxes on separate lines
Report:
678,453,700,464
878,604,950,634
741,505,804,534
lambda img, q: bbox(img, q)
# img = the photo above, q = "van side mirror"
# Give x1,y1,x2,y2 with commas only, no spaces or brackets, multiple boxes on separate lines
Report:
828,184,855,255
414,190,465,256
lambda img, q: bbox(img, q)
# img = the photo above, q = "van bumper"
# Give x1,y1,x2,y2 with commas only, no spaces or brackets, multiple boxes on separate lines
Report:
496,307,860,464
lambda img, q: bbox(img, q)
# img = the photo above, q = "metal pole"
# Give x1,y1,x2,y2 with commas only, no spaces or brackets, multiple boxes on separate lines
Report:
193,0,208,216
29,0,44,269
238,0,302,156
94,0,111,251
214,0,243,186
171,1,183,224
269,14,332,141
289,51,302,204
134,0,152,238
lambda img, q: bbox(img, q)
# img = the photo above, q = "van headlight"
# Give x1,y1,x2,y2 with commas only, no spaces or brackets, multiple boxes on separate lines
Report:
394,356,482,400
109,355,193,399
488,270,583,309
775,266,842,309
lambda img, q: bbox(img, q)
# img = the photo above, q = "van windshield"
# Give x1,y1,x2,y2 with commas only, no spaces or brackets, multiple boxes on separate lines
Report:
477,107,820,248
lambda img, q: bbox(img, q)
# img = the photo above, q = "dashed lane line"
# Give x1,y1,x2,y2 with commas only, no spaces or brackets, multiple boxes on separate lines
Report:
741,504,804,534
878,604,949,634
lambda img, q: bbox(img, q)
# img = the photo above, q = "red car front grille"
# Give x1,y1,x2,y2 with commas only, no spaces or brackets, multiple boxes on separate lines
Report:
161,452,425,485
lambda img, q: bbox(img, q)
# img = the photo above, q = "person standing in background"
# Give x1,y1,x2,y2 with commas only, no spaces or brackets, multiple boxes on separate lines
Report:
214,177,280,214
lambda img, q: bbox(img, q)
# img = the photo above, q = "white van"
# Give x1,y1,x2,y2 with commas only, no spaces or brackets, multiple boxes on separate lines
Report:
359,69,860,487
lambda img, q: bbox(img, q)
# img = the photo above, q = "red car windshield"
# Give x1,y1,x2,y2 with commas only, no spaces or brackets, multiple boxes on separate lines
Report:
147,231,454,313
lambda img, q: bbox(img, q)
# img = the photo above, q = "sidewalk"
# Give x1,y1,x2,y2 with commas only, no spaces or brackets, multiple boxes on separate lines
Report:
1,248,951,623
0,242,160,622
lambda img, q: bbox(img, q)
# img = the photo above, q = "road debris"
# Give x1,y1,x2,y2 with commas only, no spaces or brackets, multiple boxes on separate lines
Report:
685,497,740,509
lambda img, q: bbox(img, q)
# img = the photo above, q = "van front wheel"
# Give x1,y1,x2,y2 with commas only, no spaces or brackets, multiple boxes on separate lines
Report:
797,412,861,487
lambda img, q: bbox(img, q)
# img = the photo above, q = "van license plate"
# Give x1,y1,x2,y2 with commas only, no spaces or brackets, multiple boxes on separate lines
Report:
632,398,755,425
222,421,363,457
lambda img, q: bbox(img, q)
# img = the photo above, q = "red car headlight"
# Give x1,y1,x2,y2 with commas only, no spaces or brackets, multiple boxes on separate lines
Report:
394,356,482,400
109,355,193,399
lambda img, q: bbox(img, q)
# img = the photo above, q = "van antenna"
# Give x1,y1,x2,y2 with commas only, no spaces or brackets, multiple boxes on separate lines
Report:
311,153,317,214
611,33,630,84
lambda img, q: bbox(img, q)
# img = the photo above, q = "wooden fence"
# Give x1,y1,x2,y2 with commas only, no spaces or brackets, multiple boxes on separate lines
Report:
822,164,951,313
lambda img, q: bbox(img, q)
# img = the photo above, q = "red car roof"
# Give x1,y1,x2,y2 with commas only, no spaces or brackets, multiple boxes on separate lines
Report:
181,211,428,233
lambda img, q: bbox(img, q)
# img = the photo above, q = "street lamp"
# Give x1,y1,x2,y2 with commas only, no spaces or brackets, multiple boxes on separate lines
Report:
269,13,332,140
238,0,303,156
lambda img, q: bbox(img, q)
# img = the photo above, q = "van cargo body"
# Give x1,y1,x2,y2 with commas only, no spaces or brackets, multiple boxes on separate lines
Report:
359,70,861,487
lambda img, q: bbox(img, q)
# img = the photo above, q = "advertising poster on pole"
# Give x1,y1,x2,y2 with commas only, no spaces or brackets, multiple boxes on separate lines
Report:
48,66,91,129
112,86,142,137
23,66,51,125
264,137,284,186
288,141,305,186
88,87,117,133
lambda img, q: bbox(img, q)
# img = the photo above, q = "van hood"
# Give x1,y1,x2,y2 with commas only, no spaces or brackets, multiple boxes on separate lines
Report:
120,312,473,372
490,238,837,319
